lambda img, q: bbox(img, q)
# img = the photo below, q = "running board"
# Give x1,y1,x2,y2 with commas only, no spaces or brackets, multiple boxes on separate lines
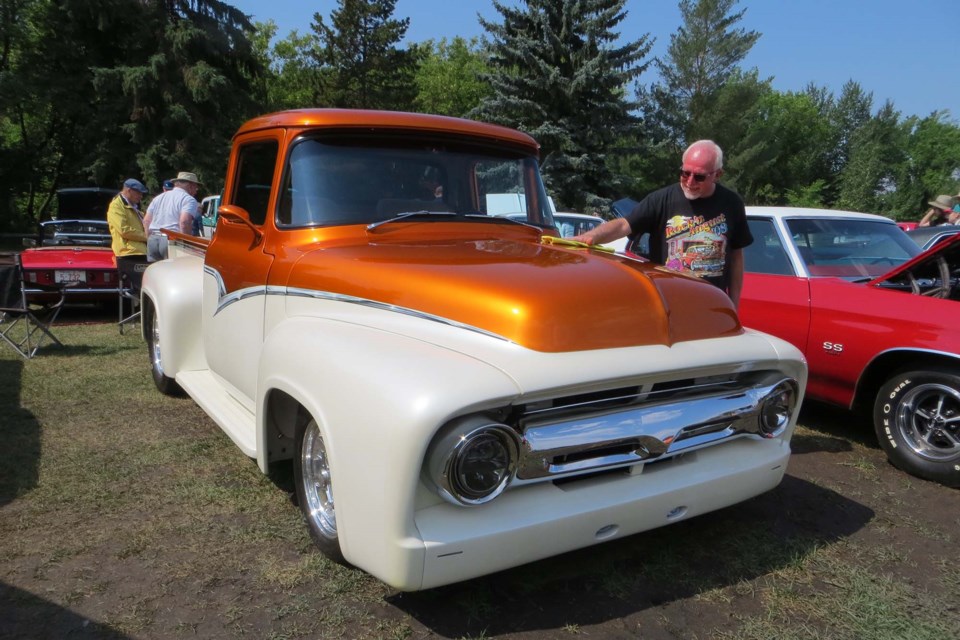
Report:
176,369,257,457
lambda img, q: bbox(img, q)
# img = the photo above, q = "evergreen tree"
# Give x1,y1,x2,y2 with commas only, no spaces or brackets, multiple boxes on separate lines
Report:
90,0,262,194
0,0,155,226
311,0,419,110
637,0,760,197
658,0,759,131
475,0,652,212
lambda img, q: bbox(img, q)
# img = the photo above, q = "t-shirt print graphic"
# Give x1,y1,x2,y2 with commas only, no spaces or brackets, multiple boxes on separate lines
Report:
663,213,730,278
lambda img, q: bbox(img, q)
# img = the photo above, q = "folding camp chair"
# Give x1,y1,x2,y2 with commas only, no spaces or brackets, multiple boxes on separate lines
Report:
116,256,147,335
0,254,68,359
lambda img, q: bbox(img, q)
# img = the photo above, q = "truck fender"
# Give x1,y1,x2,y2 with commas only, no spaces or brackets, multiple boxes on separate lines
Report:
256,316,520,575
141,256,207,377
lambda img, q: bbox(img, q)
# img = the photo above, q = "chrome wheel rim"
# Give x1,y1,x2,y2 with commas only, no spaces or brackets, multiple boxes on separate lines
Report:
151,312,164,377
301,420,337,540
896,382,960,462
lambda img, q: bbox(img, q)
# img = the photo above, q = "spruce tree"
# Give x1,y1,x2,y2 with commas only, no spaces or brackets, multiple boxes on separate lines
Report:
90,0,263,193
311,0,419,111
474,0,652,212
638,0,760,190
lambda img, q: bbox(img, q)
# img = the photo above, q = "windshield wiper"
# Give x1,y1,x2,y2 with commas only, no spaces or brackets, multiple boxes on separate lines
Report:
366,210,457,231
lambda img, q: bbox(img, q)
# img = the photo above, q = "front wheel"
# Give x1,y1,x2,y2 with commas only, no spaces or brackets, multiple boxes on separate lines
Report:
874,368,960,487
294,417,346,563
146,304,182,396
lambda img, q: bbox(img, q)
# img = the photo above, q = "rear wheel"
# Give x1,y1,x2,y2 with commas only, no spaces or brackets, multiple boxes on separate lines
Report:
294,417,346,563
874,368,960,487
146,304,182,396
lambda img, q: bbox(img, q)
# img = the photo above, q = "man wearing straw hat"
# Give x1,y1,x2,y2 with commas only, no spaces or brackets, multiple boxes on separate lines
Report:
143,171,202,261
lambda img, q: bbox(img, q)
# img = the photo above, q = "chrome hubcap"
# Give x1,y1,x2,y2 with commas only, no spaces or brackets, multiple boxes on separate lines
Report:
151,313,164,376
896,383,960,461
301,420,337,539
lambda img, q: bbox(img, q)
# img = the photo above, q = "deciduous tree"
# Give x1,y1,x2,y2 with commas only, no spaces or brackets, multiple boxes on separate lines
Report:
414,37,491,117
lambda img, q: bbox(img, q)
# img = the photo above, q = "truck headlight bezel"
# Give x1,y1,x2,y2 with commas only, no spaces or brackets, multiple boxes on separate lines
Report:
425,416,520,506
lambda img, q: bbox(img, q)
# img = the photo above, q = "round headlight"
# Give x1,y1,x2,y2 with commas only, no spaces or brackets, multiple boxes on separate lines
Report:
452,431,513,501
425,417,519,506
759,381,797,437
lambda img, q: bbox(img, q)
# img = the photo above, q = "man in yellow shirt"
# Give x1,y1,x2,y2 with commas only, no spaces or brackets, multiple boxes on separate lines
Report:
106,178,149,291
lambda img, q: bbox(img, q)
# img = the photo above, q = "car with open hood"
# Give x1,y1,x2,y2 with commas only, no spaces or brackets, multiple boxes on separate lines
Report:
739,207,960,487
20,188,120,303
141,109,807,591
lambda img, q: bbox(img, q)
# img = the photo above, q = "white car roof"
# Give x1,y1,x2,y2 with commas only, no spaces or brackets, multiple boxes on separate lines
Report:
552,212,605,222
746,206,896,224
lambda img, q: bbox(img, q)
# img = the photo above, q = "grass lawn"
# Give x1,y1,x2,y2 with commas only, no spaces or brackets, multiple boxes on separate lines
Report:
1,321,958,639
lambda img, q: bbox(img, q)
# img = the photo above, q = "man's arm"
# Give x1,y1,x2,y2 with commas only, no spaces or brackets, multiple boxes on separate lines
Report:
107,199,146,243
727,248,745,310
178,197,201,235
572,217,631,245
918,208,937,227
178,211,194,235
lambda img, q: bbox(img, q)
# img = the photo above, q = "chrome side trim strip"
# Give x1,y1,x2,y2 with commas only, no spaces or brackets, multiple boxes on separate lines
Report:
202,266,509,342
284,287,510,342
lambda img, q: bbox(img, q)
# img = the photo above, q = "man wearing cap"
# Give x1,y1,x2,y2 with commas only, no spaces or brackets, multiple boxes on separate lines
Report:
919,194,958,227
106,178,150,290
142,171,202,262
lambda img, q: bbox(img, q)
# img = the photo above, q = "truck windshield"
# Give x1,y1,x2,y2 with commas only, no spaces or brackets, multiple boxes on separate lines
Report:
276,134,554,229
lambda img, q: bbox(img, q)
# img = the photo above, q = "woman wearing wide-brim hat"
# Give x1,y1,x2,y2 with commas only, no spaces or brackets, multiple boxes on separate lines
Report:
919,194,957,227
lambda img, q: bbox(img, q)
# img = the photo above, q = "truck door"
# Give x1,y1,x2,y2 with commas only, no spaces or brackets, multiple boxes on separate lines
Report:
202,135,281,408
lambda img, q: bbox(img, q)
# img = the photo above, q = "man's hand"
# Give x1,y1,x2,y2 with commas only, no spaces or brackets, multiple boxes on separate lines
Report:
572,217,631,246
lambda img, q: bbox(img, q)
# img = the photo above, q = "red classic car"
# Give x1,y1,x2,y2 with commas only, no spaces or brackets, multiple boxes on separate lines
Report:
740,207,959,487
21,188,122,303
21,220,120,303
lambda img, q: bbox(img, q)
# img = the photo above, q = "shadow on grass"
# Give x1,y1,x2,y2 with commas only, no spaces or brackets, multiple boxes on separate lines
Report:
0,360,133,638
0,359,38,507
0,583,133,640
388,475,873,637
795,398,879,452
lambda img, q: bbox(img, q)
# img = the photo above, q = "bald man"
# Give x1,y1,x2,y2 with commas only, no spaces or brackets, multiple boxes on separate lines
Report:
574,140,752,308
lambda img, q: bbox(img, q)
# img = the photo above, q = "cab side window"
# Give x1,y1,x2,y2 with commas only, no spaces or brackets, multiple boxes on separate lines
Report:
744,218,794,276
232,140,279,225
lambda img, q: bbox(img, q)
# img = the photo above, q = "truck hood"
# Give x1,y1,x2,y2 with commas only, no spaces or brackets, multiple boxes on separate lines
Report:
285,225,742,353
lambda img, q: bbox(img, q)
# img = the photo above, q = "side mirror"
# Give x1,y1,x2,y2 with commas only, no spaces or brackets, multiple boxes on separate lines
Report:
217,204,263,246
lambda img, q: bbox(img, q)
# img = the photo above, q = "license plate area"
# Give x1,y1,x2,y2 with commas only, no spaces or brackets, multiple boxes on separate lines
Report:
55,270,86,283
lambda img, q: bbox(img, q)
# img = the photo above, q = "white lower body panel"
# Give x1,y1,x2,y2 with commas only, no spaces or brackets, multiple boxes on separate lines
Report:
404,437,788,590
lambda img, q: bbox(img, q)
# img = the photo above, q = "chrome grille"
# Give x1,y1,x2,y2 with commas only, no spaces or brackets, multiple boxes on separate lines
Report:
511,371,794,485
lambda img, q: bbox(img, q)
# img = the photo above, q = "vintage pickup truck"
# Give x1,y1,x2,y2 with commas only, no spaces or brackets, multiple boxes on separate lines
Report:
141,109,807,591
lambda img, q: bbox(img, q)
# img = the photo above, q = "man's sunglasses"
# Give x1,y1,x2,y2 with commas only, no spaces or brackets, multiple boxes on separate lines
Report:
679,168,715,183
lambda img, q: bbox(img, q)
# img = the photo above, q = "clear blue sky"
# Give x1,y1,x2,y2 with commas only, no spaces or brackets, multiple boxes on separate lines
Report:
229,0,957,121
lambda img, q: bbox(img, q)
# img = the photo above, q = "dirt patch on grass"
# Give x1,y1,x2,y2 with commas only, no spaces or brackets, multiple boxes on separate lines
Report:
1,325,958,639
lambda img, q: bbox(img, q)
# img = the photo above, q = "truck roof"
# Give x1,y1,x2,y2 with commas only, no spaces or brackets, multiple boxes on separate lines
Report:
235,109,540,154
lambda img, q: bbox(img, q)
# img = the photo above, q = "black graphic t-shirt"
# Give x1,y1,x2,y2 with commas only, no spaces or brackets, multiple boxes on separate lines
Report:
625,183,752,293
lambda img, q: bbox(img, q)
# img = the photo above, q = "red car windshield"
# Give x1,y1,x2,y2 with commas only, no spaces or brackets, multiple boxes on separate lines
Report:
786,218,921,279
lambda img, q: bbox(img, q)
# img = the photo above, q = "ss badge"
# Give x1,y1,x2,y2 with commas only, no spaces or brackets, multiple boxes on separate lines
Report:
822,341,843,354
